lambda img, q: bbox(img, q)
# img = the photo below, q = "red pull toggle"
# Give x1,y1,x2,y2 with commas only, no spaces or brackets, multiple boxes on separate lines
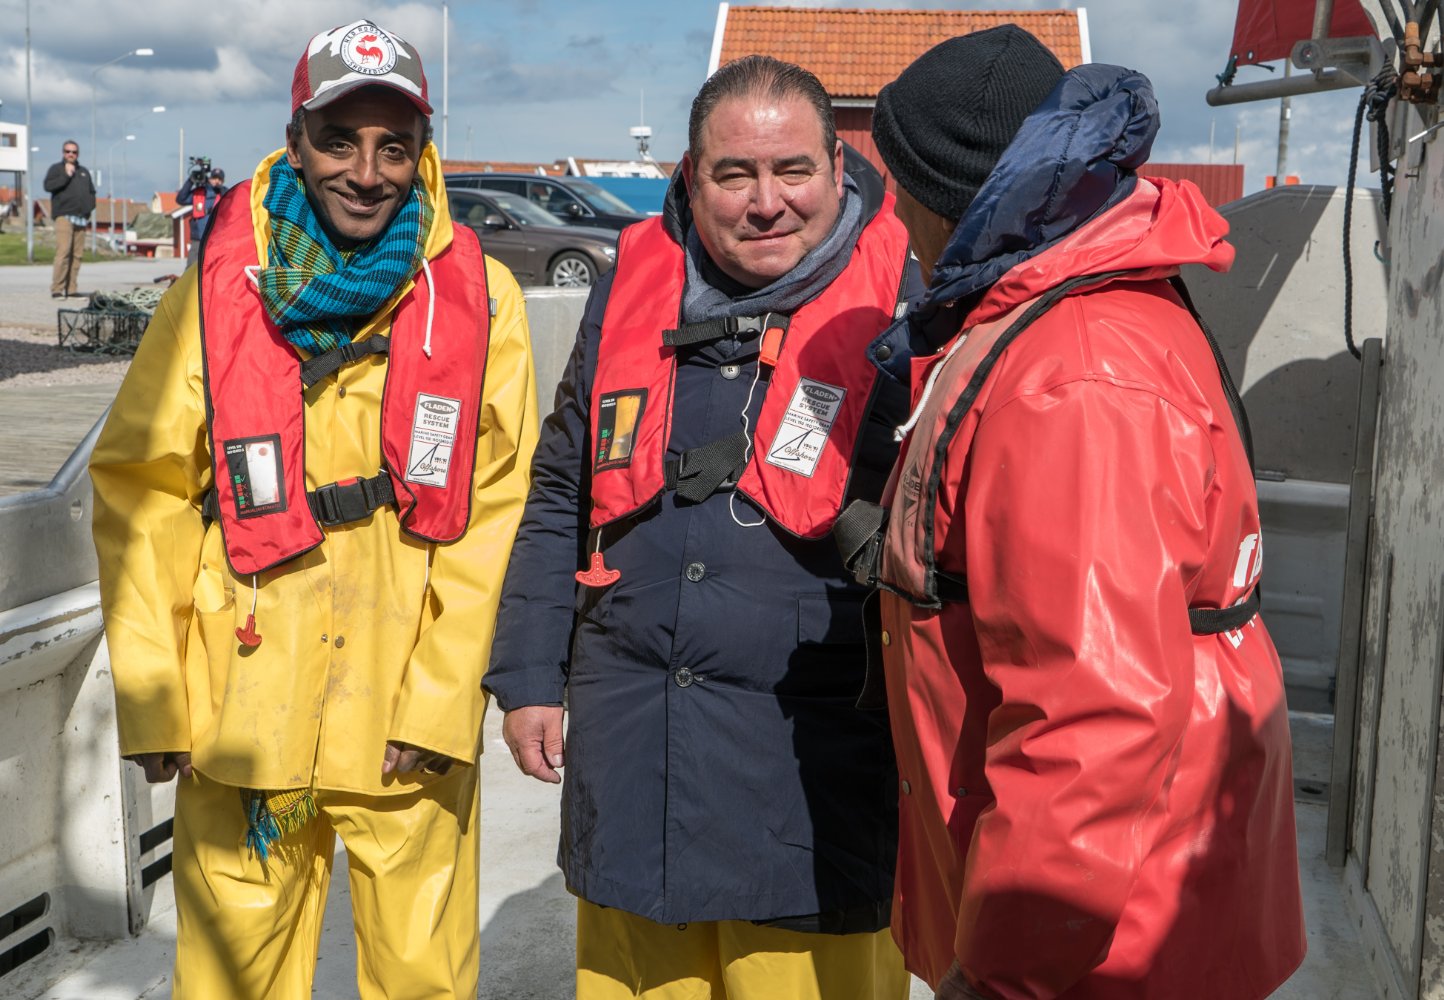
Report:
235,613,263,648
575,551,621,588
760,325,786,368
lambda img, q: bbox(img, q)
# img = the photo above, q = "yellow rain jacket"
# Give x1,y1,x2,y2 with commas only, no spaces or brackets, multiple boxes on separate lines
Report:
91,146,537,795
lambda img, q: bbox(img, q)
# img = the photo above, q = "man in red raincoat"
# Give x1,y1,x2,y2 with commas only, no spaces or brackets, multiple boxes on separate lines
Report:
857,26,1307,999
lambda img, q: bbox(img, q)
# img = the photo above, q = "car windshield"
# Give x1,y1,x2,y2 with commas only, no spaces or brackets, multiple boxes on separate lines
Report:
568,179,640,216
477,190,563,227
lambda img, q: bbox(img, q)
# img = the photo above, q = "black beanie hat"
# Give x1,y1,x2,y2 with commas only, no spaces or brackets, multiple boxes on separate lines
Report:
873,25,1066,222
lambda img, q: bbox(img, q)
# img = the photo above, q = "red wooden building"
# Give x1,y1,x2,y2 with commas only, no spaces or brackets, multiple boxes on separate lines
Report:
709,4,1088,188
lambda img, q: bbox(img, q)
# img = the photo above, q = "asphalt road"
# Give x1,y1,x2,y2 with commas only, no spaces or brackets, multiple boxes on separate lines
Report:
0,258,182,331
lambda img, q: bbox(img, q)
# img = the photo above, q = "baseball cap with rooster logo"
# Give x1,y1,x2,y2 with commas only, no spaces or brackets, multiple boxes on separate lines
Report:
291,19,432,117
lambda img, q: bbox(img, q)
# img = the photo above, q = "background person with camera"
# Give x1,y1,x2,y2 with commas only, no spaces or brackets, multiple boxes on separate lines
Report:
176,157,227,265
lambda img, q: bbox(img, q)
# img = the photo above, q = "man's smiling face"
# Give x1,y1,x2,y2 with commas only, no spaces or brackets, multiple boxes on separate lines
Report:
285,86,425,247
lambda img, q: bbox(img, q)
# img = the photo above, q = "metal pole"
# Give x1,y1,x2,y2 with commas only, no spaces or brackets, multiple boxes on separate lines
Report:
1312,0,1337,41
1276,62,1293,182
24,0,33,263
90,78,97,252
442,0,449,159
1234,123,1241,165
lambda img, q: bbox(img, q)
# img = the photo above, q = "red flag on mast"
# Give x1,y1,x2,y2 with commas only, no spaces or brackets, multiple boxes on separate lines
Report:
1230,0,1378,64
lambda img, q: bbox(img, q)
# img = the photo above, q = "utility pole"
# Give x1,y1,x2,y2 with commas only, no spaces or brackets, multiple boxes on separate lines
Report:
1234,123,1241,165
1275,62,1293,182
24,0,34,263
442,1,449,159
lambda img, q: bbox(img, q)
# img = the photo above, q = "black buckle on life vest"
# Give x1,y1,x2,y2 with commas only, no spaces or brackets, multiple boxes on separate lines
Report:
299,336,391,389
662,312,791,349
663,430,750,503
307,473,396,527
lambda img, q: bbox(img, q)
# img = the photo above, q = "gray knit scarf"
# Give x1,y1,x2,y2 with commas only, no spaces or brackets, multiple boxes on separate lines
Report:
681,176,865,324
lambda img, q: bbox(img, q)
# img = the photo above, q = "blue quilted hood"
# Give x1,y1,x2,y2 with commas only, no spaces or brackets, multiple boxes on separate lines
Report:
922,63,1160,317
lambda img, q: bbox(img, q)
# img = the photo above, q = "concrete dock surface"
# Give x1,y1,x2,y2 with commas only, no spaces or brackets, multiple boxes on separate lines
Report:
0,261,1378,998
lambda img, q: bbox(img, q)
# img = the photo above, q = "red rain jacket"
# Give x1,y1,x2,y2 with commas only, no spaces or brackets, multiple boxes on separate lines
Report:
877,177,1306,998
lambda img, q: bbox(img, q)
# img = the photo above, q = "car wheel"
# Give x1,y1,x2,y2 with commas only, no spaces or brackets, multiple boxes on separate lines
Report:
549,252,596,288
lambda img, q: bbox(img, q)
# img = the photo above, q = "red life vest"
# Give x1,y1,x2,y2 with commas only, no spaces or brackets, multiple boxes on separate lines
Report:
588,204,909,539
198,180,491,576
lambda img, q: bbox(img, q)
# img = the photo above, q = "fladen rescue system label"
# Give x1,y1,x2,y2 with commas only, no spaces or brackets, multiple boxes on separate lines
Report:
595,389,648,471
406,393,462,488
765,378,846,478
223,434,286,519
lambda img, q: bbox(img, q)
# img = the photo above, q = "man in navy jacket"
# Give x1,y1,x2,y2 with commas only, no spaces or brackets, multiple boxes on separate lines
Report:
487,55,919,999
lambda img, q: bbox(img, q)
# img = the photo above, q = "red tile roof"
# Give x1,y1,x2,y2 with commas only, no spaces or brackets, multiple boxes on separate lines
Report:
718,6,1084,100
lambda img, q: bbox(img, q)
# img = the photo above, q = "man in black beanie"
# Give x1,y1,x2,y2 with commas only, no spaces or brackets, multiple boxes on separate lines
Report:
860,25,1306,1000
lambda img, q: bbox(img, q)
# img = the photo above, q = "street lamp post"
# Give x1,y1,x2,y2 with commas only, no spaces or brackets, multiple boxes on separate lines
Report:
90,47,154,250
107,134,135,250
107,106,164,254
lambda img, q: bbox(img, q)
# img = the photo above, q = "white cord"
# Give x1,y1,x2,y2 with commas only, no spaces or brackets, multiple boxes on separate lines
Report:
249,574,258,617
729,356,767,528
243,264,262,289
419,256,436,358
422,544,433,597
894,333,968,442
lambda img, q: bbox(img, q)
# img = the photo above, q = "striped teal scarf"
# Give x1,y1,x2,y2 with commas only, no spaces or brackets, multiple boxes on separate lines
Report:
258,159,433,355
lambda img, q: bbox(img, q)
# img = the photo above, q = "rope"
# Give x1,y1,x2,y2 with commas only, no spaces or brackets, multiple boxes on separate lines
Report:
1342,68,1399,360
85,288,165,314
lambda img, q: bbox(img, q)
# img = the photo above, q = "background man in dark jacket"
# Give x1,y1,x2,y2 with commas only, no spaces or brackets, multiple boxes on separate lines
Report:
43,139,96,298
176,165,227,264
487,55,919,999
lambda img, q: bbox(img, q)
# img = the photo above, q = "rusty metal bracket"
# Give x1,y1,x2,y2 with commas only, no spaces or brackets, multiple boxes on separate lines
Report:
1398,21,1441,103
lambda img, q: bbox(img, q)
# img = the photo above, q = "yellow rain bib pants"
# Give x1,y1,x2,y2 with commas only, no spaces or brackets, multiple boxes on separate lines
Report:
171,767,480,1000
576,899,911,1000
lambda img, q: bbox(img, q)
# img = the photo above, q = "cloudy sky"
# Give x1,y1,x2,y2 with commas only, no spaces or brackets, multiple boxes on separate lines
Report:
0,0,1371,204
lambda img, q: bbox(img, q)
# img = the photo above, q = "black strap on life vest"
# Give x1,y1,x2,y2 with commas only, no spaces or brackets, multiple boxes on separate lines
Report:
307,473,396,527
840,270,1262,635
201,471,396,529
299,336,391,389
662,313,790,348
663,430,750,503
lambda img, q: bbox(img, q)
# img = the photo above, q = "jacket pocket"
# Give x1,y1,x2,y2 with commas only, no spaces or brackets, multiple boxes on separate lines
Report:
190,605,236,726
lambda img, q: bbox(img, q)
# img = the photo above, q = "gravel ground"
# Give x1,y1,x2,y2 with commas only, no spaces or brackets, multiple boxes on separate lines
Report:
0,323,132,387
0,261,175,388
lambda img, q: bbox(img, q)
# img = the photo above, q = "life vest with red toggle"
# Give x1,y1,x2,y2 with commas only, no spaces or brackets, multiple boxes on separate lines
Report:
576,208,910,588
196,180,493,635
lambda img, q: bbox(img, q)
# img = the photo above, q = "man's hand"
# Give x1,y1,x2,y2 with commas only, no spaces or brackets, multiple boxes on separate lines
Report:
502,705,565,784
64,162,76,177
382,741,456,777
937,962,990,1000
130,752,193,784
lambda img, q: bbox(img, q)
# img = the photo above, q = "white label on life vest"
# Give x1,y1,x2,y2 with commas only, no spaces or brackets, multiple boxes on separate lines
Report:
764,378,846,478
406,393,462,488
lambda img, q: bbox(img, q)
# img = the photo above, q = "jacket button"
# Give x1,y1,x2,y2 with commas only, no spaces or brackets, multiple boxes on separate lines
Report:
720,364,741,380
334,635,346,648
875,344,893,362
881,630,891,646
901,779,911,795
675,667,695,688
337,385,347,398
685,562,705,582
320,634,328,643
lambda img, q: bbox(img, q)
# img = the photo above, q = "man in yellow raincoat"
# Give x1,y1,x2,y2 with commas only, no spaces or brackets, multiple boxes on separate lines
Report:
89,19,536,1000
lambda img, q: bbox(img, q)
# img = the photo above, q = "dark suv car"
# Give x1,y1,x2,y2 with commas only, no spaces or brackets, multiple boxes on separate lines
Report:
448,187,616,288
446,173,647,231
